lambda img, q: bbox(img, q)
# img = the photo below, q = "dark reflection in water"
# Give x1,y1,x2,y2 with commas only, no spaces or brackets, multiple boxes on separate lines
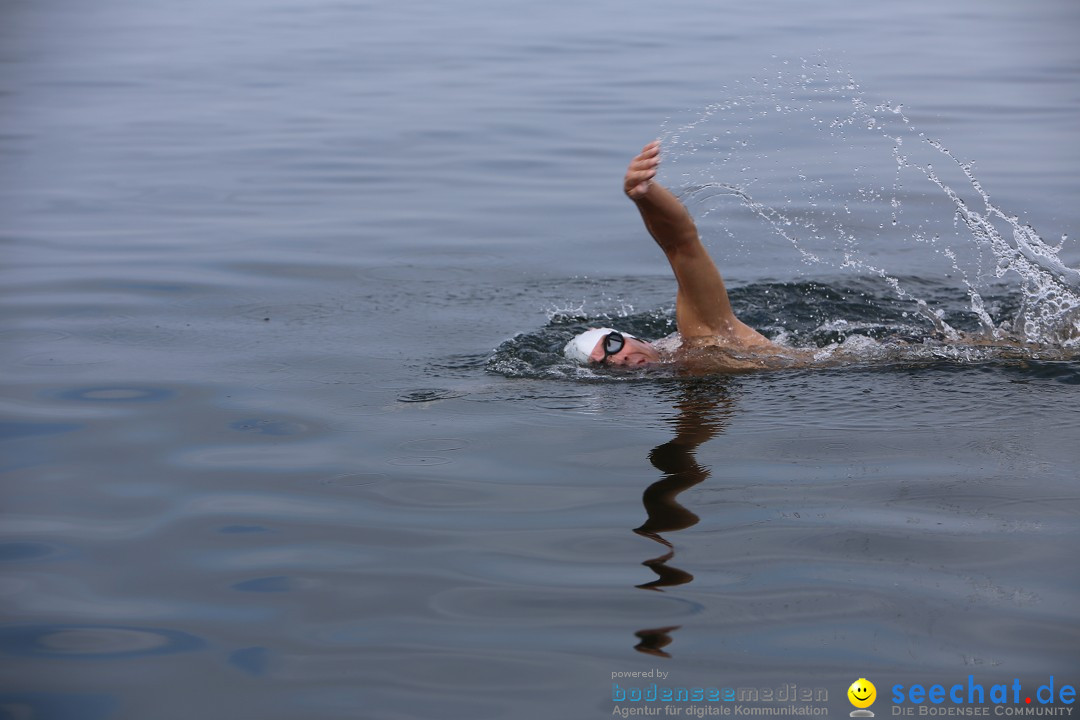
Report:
633,379,735,656
633,625,682,659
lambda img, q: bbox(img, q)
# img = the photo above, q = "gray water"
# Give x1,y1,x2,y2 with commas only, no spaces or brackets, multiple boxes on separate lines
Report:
2,0,1079,718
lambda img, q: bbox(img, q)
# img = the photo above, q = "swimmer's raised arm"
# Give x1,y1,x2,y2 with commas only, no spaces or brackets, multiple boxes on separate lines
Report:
624,141,698,250
625,141,771,346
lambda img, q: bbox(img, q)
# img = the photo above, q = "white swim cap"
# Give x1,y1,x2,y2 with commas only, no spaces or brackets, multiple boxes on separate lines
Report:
563,328,636,363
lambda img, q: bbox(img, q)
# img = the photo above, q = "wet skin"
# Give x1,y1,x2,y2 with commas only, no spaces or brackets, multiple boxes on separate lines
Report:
587,334,662,367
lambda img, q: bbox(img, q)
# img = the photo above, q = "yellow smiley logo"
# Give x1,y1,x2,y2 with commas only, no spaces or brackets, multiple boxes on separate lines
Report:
848,678,877,709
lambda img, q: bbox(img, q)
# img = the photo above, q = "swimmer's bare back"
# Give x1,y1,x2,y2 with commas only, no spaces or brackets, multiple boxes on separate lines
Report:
625,141,781,359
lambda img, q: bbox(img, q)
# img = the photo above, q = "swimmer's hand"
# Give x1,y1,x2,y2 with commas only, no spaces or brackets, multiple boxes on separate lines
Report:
624,140,660,200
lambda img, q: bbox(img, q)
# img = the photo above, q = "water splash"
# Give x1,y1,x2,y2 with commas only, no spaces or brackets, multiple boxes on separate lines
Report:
659,57,1080,350
920,139,1079,345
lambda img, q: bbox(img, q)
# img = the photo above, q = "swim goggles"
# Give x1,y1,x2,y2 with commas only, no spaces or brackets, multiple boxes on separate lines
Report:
600,331,625,363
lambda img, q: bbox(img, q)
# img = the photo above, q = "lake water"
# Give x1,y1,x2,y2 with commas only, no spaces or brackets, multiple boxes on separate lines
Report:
1,0,1078,718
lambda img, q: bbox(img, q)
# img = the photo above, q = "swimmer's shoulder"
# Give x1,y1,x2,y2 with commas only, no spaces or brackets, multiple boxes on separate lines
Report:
662,331,814,373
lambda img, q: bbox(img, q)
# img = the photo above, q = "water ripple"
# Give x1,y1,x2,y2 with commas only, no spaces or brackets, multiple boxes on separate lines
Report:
0,624,205,659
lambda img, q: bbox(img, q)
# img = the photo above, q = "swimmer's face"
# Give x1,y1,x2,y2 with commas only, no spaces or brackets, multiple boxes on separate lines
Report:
588,333,661,367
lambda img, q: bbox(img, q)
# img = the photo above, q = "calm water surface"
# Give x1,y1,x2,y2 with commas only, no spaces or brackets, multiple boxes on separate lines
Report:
2,0,1079,718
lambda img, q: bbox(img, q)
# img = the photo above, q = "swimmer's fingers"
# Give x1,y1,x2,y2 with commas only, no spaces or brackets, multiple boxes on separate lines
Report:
624,141,661,199
639,140,660,158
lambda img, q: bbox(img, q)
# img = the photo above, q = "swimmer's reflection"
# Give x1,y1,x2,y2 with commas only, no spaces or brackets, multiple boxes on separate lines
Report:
633,380,734,658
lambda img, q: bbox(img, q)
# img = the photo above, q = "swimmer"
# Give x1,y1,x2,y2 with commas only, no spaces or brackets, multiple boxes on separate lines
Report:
564,141,781,369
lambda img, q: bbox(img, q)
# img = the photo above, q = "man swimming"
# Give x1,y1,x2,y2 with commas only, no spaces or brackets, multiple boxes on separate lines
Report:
564,141,779,368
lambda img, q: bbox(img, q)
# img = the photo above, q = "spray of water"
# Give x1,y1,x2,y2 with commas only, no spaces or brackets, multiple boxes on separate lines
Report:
659,58,1080,351
920,139,1079,345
